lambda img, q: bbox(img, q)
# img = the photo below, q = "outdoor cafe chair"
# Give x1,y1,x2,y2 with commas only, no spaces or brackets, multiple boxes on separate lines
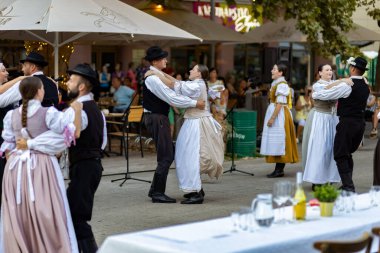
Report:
107,105,144,158
372,227,380,253
313,232,373,253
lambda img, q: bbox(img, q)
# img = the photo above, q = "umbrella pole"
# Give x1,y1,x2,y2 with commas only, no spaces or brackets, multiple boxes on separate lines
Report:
54,32,59,79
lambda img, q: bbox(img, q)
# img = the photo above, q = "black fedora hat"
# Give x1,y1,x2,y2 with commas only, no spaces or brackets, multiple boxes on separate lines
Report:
20,51,48,67
67,64,99,86
144,46,168,62
349,57,368,71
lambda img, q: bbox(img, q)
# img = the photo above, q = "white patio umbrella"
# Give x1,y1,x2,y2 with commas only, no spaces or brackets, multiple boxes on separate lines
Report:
243,18,380,43
0,0,201,77
138,4,246,43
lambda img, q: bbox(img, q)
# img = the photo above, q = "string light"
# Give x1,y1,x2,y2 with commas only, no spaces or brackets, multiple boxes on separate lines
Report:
24,41,75,90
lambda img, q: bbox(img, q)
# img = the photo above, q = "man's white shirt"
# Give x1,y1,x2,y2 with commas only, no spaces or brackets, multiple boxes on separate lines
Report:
0,71,44,108
144,66,197,109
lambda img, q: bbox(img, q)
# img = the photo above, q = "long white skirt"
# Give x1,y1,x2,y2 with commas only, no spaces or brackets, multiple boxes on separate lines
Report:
303,110,341,184
175,116,223,192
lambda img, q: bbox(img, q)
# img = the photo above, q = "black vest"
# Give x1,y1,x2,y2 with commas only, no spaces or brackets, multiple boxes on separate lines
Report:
34,75,59,107
337,78,369,119
142,77,170,115
69,100,103,165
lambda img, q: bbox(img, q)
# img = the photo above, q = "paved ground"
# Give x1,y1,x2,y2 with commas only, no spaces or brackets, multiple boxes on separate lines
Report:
92,126,378,246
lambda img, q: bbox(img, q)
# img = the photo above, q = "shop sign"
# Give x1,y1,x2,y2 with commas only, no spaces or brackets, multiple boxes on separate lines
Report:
194,3,261,33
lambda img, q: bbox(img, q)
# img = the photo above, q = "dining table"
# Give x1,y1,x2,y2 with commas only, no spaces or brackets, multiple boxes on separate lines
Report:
98,193,380,253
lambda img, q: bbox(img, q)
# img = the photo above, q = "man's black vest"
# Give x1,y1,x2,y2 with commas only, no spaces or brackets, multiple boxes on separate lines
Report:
142,77,170,116
337,78,369,119
34,75,59,107
69,100,103,165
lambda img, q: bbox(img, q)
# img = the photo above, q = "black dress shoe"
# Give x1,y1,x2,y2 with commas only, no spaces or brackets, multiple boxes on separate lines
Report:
181,193,204,204
266,169,284,178
151,193,176,203
183,189,205,198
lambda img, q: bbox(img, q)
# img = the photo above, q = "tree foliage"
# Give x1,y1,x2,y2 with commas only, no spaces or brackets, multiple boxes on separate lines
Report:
251,0,369,58
149,0,379,59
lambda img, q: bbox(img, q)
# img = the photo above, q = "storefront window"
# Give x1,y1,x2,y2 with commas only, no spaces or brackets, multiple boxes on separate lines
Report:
290,43,308,90
233,43,262,80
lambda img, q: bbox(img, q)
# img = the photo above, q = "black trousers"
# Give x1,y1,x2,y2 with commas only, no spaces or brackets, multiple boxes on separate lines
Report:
144,113,174,193
67,158,103,240
334,118,365,175
374,138,380,185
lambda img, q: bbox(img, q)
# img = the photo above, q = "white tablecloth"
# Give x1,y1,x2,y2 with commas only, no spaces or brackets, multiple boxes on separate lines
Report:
98,194,380,253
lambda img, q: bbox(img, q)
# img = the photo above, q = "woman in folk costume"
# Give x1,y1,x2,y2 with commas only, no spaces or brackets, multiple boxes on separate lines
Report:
302,64,353,189
260,63,299,178
0,76,82,253
147,64,224,204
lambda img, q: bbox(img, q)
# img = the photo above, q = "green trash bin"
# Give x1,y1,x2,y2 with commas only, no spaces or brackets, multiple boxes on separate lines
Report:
227,109,257,157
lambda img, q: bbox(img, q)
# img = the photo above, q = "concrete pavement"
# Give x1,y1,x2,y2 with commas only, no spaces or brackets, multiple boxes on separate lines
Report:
92,126,377,246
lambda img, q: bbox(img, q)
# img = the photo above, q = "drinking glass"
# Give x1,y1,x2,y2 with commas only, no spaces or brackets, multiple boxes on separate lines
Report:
341,190,355,214
238,207,252,232
230,211,239,233
273,181,293,224
334,194,345,214
369,186,380,207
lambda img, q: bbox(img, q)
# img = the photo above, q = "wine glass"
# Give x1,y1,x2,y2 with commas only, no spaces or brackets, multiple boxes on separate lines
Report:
273,181,293,224
286,182,297,223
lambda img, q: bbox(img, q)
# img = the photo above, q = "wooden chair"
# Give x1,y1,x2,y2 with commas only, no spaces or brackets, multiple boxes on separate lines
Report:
313,232,373,253
108,105,152,186
107,105,144,158
372,227,380,253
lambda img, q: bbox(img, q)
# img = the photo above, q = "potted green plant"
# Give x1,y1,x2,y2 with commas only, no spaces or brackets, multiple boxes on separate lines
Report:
313,184,340,217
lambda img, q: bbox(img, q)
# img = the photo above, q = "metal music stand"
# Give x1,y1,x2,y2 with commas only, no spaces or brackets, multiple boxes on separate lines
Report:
223,102,254,176
103,93,153,186
110,105,153,186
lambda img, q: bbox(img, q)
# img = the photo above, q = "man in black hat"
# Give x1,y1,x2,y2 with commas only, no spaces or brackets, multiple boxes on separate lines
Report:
66,64,107,252
313,57,370,192
0,51,58,108
143,46,205,203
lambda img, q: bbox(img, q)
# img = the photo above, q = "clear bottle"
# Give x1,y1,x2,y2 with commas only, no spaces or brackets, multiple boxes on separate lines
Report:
293,172,307,220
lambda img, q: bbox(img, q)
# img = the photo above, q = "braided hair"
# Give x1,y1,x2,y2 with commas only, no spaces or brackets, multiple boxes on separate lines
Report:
19,77,43,129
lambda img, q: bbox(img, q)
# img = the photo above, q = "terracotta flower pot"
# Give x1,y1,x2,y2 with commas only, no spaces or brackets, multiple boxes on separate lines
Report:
320,202,334,217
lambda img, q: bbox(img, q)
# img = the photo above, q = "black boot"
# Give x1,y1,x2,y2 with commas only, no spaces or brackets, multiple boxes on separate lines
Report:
339,173,355,192
181,192,204,204
78,237,98,253
267,163,285,178
266,169,284,178
183,188,205,198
